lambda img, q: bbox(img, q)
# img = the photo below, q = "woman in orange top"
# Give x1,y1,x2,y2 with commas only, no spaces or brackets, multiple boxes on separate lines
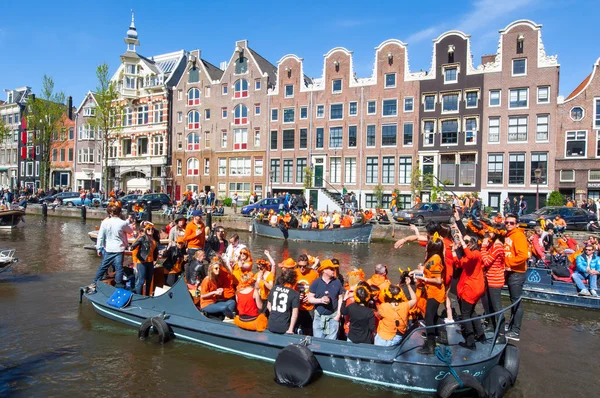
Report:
232,248,254,289
340,213,353,228
374,281,417,346
130,223,159,296
256,250,276,301
233,273,268,332
200,261,236,318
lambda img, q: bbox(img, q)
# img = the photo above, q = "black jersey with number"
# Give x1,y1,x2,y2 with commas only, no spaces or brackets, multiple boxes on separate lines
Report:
267,285,300,334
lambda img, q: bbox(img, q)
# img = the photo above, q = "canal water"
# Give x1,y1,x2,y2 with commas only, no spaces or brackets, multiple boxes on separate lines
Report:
1,216,598,397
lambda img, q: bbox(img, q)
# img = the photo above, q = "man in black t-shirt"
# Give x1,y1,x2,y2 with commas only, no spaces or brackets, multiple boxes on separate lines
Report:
267,269,299,334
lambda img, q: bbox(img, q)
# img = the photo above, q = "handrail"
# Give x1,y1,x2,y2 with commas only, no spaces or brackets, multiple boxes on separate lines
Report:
321,178,343,198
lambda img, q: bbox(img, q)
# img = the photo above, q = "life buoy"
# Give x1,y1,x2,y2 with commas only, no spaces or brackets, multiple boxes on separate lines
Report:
138,317,172,344
501,343,520,385
437,373,485,398
482,365,512,398
274,344,321,387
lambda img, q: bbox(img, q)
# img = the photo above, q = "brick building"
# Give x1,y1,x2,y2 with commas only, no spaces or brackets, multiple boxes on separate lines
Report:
0,87,30,189
49,108,76,189
74,92,102,190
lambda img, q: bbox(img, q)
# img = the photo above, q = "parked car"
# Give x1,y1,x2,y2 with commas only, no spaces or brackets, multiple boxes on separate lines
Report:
101,194,142,208
241,197,284,216
63,193,102,207
393,202,453,226
139,193,173,211
518,206,597,230
43,192,80,203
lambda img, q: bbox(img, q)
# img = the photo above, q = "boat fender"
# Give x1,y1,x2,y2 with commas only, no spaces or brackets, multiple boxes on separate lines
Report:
138,317,172,344
482,365,512,398
501,343,520,385
437,373,485,398
274,344,321,387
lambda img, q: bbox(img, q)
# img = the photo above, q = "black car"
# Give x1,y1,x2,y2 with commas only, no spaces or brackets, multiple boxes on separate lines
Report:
43,192,80,203
139,193,173,211
519,206,598,230
101,194,142,208
393,202,453,226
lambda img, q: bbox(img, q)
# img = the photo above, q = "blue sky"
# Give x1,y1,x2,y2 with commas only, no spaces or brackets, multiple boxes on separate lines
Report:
1,0,598,105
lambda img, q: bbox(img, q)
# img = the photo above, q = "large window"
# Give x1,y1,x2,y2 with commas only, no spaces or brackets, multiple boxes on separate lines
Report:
330,104,343,120
137,137,148,155
348,126,357,148
188,88,200,105
330,157,341,183
345,158,356,184
234,79,249,98
283,108,295,123
282,129,295,150
536,115,549,141
488,117,500,143
382,99,397,116
382,124,397,146
459,154,476,186
508,116,527,142
229,183,251,200
530,153,548,184
398,157,412,185
441,120,458,145
403,123,413,146
366,125,376,147
440,154,456,186
137,105,149,125
234,104,248,125
366,157,378,184
512,59,526,76
329,127,343,148
316,128,324,149
487,154,503,184
296,158,306,183
595,99,600,128
254,158,263,176
282,159,293,183
123,108,133,126
187,158,199,175
218,158,226,175
424,95,435,111
299,129,307,149
188,111,200,129
565,131,586,157
270,159,280,183
442,94,459,112
235,57,248,74
234,129,248,150
229,158,251,176
489,90,501,106
187,132,200,150
465,118,477,144
508,153,525,184
382,156,395,184
509,88,528,108
270,130,277,150
423,121,435,146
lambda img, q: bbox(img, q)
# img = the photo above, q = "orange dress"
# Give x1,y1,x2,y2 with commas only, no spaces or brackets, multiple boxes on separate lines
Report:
377,302,410,340
422,254,445,303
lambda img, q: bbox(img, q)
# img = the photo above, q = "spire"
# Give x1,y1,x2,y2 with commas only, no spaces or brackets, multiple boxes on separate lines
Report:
124,10,139,52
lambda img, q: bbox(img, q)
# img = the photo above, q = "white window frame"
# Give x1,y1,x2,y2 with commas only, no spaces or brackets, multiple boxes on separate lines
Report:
255,105,261,116
316,105,325,119
464,118,478,145
560,170,575,182
489,90,501,107
284,84,294,98
332,79,342,94
589,170,600,182
509,88,529,110
570,106,584,121
536,114,549,143
488,117,500,144
255,80,261,91
508,116,528,143
537,86,550,104
441,93,460,114
403,97,414,113
464,91,479,109
423,94,436,112
283,107,295,124
565,130,587,158
271,108,279,122
348,102,358,117
384,73,396,88
177,112,182,123
382,99,398,117
329,103,344,121
222,84,228,95
222,108,227,119
443,66,458,84
176,159,182,176
512,58,527,77
595,98,600,129
204,158,210,175
300,106,308,119
422,120,435,147
367,101,376,115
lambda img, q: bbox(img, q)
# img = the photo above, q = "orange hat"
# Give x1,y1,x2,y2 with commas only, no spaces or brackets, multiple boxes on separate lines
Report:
176,237,185,244
307,255,316,265
317,259,339,273
278,258,297,269
144,223,155,230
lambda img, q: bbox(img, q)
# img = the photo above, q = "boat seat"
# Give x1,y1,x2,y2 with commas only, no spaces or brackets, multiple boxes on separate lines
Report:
551,275,575,284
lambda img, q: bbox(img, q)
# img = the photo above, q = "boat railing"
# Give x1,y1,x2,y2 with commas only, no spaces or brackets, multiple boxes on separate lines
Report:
395,297,523,358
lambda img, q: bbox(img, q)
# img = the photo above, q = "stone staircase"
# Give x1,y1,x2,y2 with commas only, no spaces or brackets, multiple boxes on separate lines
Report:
321,187,344,207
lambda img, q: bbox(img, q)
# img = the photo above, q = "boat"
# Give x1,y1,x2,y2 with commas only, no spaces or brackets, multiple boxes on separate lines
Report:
88,230,169,246
0,209,25,229
503,266,600,310
81,278,520,395
252,219,374,244
0,248,18,271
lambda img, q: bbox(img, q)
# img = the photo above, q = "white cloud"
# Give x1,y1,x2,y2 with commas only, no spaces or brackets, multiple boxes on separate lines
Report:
405,26,439,44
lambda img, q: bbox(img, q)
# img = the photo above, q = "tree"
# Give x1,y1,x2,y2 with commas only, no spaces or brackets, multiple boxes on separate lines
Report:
0,116,10,143
303,167,313,190
26,75,66,190
89,63,123,195
547,190,565,206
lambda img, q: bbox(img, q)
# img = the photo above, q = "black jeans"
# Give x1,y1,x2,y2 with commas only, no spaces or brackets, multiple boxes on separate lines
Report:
506,271,526,334
459,299,484,345
483,287,503,332
186,248,200,283
425,299,442,338
165,272,180,287
295,309,314,336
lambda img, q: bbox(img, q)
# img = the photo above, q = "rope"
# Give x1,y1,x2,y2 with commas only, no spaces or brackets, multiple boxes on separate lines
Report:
435,346,463,388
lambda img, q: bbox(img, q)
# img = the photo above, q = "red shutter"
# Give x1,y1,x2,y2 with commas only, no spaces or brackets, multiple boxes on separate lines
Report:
21,117,27,129
21,147,26,159
30,147,35,159
21,131,27,144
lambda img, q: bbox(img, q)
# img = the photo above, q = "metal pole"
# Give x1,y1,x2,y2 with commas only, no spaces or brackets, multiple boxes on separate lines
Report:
536,178,540,210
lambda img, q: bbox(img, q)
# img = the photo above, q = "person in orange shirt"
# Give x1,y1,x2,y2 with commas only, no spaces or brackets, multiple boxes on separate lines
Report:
493,213,504,224
130,223,159,296
340,211,353,228
553,215,567,236
231,248,254,289
200,260,236,318
183,210,206,282
367,264,391,303
290,254,319,335
374,280,417,346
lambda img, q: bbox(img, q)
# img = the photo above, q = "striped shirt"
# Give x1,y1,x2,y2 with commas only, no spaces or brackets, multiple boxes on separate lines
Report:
481,242,505,288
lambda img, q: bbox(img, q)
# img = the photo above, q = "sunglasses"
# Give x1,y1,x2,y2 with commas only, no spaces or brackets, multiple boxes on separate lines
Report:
505,221,517,225
585,248,594,252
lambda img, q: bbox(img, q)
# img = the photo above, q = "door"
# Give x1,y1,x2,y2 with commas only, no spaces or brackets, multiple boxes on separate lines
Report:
488,193,501,213
314,165,323,188
175,185,181,201
309,189,319,210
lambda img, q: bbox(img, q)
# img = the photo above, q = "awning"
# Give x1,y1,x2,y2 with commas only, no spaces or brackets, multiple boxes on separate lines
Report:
0,167,9,173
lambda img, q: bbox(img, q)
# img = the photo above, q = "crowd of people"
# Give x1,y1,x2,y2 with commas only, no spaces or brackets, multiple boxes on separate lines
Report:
250,207,389,230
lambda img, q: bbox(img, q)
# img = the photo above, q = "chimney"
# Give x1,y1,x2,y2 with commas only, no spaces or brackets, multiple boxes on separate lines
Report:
68,96,73,120
481,54,496,65
220,61,227,70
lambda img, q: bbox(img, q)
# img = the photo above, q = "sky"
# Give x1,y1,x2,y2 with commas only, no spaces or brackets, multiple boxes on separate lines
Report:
1,0,599,105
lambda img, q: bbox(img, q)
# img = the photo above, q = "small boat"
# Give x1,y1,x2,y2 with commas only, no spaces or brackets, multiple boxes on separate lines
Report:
0,209,25,229
81,278,520,395
504,266,600,310
0,248,18,269
88,231,169,246
252,219,374,244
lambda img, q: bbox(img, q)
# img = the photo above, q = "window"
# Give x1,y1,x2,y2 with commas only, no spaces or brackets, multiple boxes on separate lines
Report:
365,194,378,209
188,111,200,129
283,129,295,149
270,130,278,150
316,128,324,148
366,157,378,184
188,88,200,105
270,159,280,183
205,131,211,148
68,127,74,140
296,158,306,183
442,94,459,112
366,125,376,147
254,158,263,176
187,158,199,175
125,76,135,89
52,148,57,162
404,97,414,112
459,154,476,185
234,79,249,98
565,131,587,157
509,153,525,184
444,67,457,83
177,112,182,123
285,85,294,98
348,126,357,148
222,84,228,95
204,158,210,175
349,102,357,116
316,105,324,118
205,86,211,97
330,157,341,183
441,120,458,144
153,103,163,123
382,99,397,116
235,57,248,74
68,148,73,161
398,157,412,185
530,153,548,184
255,80,261,90
424,95,435,111
465,118,477,144
345,158,356,184
488,117,500,143
509,88,528,108
423,120,435,146
381,124,397,146
122,108,133,126
234,129,248,150
512,59,526,76
437,154,455,185
137,137,148,155
367,101,376,115
560,170,575,182
283,159,293,183
507,116,528,142
218,158,226,176
122,138,132,155
77,148,95,164
252,104,259,116
300,107,308,119
537,86,549,104
229,158,251,176
403,123,413,146
283,108,295,123
187,133,200,150
299,129,307,149
332,79,342,93
595,99,600,128
385,73,396,88
271,108,279,121
536,115,549,141
176,159,182,175
330,104,343,120
489,90,501,106
234,104,248,125
466,92,478,108
188,67,199,83
221,132,227,148
570,107,584,121
382,156,395,184
590,170,600,182
487,154,503,184
598,132,600,157
329,127,343,148
205,109,211,120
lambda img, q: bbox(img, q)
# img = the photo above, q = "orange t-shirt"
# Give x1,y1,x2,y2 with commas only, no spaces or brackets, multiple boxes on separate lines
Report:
232,263,254,289
341,216,352,228
367,274,391,303
377,302,410,340
183,220,206,249
423,254,445,303
295,268,319,311
200,277,218,308
259,271,275,301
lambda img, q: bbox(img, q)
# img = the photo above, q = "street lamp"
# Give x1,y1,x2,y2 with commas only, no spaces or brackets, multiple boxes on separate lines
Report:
535,168,542,210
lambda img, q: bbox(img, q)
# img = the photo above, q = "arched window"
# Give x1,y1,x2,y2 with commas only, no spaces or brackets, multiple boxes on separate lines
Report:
234,104,248,125
188,88,200,106
187,111,200,129
234,79,249,98
187,132,200,151
187,158,199,176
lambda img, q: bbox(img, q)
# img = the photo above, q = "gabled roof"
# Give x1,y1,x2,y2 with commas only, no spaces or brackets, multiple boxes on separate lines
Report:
566,73,592,101
248,47,277,82
202,59,224,81
76,91,97,114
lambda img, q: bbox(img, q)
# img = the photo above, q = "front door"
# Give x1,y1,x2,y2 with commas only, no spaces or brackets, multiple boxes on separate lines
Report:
309,189,319,209
314,165,323,188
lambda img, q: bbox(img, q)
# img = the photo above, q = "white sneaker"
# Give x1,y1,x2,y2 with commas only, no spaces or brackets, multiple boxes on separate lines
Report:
591,290,598,297
579,289,591,296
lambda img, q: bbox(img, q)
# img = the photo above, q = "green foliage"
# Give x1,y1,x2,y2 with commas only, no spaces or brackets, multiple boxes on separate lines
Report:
303,167,313,190
243,196,250,206
430,182,445,202
0,116,10,143
410,166,423,200
373,184,384,208
222,197,233,207
547,190,565,206
392,188,401,197
484,206,494,216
